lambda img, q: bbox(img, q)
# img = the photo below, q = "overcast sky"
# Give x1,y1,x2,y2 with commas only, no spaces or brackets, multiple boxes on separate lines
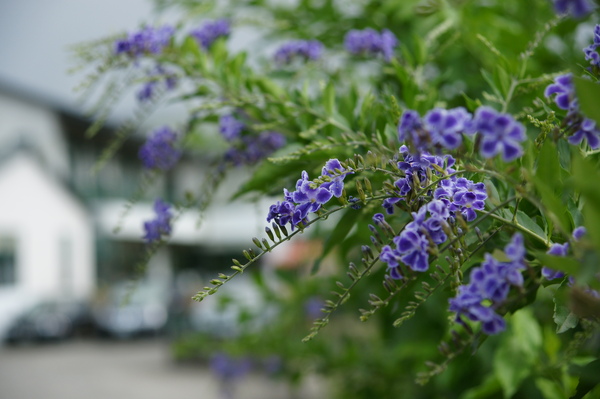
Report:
0,0,171,116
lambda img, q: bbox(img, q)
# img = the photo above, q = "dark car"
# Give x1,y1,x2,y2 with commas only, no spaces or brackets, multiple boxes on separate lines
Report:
4,300,93,344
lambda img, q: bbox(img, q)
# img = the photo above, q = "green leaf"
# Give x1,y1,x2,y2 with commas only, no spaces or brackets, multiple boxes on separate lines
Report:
484,179,501,207
323,81,336,115
494,339,531,398
493,309,541,398
570,359,600,399
553,302,579,334
460,375,502,399
462,92,482,112
253,77,285,99
534,252,580,275
493,64,511,98
537,139,561,186
535,378,567,399
311,208,359,274
573,76,600,125
530,175,569,233
515,210,547,242
231,159,299,199
512,308,542,357
572,154,600,252
557,140,571,171
481,68,503,99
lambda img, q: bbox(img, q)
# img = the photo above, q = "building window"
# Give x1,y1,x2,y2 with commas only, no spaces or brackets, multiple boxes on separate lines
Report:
0,236,16,286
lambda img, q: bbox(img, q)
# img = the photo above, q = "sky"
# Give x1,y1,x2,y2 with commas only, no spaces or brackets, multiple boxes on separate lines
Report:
0,0,172,118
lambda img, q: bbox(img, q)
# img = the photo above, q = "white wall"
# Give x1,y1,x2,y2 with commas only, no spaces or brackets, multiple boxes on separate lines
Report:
0,93,69,179
0,152,95,300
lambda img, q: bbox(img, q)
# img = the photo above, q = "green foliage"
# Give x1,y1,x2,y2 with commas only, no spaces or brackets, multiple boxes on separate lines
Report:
75,0,600,397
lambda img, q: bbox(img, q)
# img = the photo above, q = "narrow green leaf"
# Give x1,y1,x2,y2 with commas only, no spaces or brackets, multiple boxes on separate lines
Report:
573,76,600,125
323,81,336,115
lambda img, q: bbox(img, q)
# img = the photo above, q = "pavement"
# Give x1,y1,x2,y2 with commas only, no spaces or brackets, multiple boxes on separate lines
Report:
0,339,324,399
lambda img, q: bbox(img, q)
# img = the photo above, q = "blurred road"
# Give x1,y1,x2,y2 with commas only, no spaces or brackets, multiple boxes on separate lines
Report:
0,339,322,399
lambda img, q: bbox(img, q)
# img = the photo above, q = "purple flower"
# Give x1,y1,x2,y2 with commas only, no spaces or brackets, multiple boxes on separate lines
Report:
139,126,182,170
344,28,398,61
320,158,352,197
553,0,594,18
569,118,600,149
190,19,230,50
542,241,569,280
434,177,487,222
449,233,526,335
383,147,459,215
274,40,324,64
545,74,578,113
114,25,174,57
545,74,600,149
380,201,452,275
542,226,587,280
210,353,252,380
449,285,506,334
467,106,526,162
266,159,349,229
394,229,430,272
224,131,286,166
136,65,178,103
398,110,428,152
304,297,324,319
584,25,600,67
573,226,587,240
293,171,334,212
267,199,297,227
137,81,158,102
143,199,173,243
219,115,245,142
423,107,472,150
398,108,473,153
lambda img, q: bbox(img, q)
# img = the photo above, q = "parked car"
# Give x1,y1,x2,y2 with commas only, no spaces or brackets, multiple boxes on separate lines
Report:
4,300,93,344
92,281,169,338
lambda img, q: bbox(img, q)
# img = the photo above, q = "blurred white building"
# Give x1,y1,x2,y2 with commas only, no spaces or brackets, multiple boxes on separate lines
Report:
0,93,95,337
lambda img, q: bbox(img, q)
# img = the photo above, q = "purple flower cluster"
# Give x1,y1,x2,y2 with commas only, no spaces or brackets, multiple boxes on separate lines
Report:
274,40,324,64
584,25,600,67
379,200,450,277
210,353,252,380
143,199,173,244
545,74,600,149
384,146,487,223
137,65,178,102
398,107,471,153
224,131,286,166
398,106,526,162
382,146,456,214
434,177,487,222
114,25,174,57
468,107,527,162
344,28,398,62
219,115,245,142
138,126,182,170
553,0,594,18
542,226,587,280
267,159,351,229
218,114,286,166
190,19,230,50
449,233,526,335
